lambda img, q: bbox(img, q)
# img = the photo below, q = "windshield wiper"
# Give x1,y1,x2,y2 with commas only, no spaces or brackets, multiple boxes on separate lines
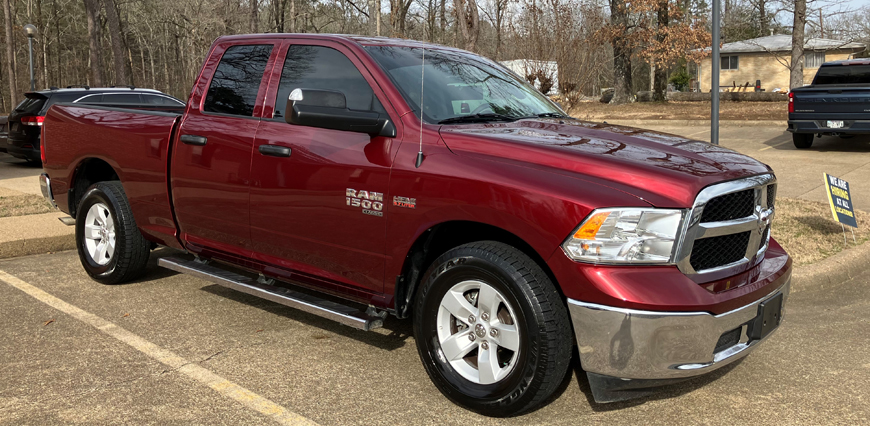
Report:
437,113,522,125
534,112,574,119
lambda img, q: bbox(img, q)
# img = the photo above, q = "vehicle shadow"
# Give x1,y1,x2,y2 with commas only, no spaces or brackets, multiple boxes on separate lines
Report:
128,247,414,350
570,353,744,412
770,134,870,152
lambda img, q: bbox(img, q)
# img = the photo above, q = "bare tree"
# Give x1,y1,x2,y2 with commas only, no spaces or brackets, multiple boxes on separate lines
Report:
251,0,259,32
104,0,130,84
83,0,104,86
454,0,479,51
3,0,16,106
790,0,806,88
609,0,632,104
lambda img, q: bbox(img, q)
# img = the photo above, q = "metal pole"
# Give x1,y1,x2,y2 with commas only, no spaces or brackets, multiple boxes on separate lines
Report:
28,37,34,91
711,0,720,145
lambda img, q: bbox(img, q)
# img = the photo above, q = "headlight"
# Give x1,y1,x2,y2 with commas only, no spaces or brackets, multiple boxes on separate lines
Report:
562,208,684,264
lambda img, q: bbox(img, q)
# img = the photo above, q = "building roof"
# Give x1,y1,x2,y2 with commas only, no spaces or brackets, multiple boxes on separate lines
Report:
710,35,865,53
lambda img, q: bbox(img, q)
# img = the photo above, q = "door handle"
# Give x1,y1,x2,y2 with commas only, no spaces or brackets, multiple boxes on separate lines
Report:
180,135,207,146
258,144,292,157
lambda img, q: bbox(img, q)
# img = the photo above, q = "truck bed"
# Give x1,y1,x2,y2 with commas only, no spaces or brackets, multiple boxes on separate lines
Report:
42,103,183,248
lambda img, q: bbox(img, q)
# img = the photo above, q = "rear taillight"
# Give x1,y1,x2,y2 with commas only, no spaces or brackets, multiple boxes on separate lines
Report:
21,116,45,126
788,92,794,113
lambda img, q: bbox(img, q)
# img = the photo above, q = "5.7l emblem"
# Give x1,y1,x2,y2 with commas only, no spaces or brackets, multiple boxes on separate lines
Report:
346,188,384,217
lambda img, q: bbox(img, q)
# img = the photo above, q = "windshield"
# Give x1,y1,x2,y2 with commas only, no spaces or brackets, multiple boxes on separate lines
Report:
812,64,870,85
365,46,563,124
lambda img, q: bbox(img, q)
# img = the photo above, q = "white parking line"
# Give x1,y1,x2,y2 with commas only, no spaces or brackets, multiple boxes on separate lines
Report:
0,270,318,426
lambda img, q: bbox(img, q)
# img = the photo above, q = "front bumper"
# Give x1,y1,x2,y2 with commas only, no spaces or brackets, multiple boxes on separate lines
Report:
567,269,790,381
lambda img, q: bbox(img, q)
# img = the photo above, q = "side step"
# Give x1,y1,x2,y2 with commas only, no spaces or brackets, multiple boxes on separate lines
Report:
158,257,385,331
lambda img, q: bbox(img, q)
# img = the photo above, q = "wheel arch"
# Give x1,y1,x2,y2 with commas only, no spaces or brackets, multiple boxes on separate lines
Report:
392,220,564,319
68,157,121,218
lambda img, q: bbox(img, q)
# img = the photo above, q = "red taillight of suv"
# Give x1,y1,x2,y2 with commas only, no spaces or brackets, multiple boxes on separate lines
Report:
21,116,45,126
788,92,794,113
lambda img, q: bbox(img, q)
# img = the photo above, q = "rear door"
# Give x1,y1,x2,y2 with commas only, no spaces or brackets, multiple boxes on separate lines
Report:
171,41,278,257
248,40,402,294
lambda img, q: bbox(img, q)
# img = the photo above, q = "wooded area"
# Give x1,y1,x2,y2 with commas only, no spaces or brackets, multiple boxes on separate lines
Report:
0,0,867,112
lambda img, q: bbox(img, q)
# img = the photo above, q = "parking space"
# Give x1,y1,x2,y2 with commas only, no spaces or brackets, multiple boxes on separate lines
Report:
1,249,869,424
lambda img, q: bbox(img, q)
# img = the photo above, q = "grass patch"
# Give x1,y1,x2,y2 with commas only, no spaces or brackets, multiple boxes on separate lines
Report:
0,193,55,218
569,101,787,121
772,197,869,266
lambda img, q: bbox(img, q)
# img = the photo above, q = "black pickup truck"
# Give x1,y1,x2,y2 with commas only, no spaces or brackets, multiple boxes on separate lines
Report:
788,59,870,149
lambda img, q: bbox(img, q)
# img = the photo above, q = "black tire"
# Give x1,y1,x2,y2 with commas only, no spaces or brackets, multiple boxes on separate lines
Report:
413,241,572,417
793,133,813,149
75,181,150,284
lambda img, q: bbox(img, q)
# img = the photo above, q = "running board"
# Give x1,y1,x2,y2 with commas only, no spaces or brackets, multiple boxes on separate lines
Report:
158,257,385,331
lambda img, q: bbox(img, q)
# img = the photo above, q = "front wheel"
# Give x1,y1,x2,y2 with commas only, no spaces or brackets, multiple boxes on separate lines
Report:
413,241,572,417
75,181,150,284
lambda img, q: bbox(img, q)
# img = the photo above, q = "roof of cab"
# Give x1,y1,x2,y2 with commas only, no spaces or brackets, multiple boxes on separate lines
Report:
213,33,467,53
821,58,870,66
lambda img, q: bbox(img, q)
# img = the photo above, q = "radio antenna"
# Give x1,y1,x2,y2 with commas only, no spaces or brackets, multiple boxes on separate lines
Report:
415,48,425,168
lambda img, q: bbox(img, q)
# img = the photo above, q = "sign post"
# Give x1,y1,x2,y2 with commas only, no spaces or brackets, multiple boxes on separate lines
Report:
823,173,857,244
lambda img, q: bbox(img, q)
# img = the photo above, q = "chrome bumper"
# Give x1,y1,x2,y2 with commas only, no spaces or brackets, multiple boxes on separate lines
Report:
567,274,790,380
39,173,56,208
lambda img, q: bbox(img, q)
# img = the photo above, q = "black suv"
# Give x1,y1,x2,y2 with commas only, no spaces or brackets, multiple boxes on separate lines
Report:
6,87,185,162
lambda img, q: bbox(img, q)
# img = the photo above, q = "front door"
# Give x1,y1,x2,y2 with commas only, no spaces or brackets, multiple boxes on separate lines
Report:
171,42,276,257
249,41,401,294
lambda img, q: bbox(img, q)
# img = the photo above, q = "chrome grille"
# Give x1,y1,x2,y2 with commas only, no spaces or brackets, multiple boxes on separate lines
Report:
676,174,776,282
700,188,755,222
690,231,752,271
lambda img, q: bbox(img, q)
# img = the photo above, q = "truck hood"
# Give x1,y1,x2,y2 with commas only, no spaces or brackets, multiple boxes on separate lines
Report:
439,119,772,208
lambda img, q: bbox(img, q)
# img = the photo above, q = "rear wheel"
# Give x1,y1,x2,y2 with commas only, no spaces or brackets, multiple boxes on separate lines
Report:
793,133,814,149
75,181,150,284
413,241,572,417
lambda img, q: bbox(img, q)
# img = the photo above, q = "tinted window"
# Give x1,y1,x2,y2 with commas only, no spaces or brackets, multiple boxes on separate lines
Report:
75,94,103,104
274,45,381,118
813,64,870,85
14,96,45,115
721,55,739,70
204,44,273,116
103,93,142,104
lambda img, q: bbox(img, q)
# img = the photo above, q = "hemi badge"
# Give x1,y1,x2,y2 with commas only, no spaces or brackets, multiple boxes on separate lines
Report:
393,196,416,209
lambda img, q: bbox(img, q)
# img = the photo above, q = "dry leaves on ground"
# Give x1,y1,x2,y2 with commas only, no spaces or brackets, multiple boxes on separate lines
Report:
0,194,55,218
772,198,869,266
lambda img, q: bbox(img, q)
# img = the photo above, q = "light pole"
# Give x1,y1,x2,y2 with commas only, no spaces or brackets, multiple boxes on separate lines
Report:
710,1,720,145
24,24,37,91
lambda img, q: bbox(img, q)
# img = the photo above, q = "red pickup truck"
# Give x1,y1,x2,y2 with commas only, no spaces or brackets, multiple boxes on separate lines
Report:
40,34,791,416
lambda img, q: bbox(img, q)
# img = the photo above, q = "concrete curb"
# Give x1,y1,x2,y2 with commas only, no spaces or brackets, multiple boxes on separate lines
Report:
604,119,787,127
0,211,76,259
0,234,76,259
790,240,870,293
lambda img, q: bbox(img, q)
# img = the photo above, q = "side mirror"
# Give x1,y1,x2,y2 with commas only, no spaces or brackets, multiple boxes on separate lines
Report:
285,88,396,138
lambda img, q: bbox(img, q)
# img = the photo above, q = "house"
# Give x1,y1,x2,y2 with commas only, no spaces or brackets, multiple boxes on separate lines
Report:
500,59,559,95
697,35,866,93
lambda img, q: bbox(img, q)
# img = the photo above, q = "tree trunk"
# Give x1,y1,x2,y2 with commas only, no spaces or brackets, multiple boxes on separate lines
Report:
367,0,378,36
103,0,129,85
289,0,296,32
609,0,632,104
250,0,258,32
3,0,17,106
453,0,479,51
83,0,104,86
789,0,806,89
653,0,668,102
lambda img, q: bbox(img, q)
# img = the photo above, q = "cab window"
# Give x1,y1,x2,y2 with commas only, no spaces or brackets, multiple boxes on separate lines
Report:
204,44,273,116
274,45,383,119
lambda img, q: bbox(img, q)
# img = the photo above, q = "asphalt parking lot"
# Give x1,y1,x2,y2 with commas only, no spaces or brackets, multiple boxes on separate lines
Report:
2,124,870,425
